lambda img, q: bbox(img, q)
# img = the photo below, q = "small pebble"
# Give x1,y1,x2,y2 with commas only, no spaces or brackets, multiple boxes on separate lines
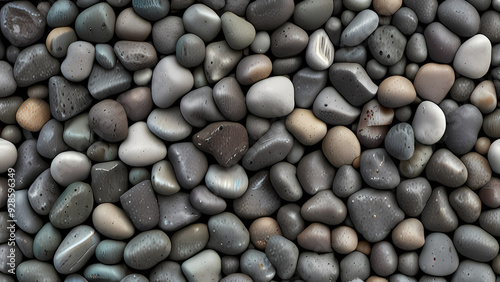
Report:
420,186,459,232
0,2,46,47
49,182,93,229
75,3,116,43
449,186,482,223
124,229,171,270
249,217,282,250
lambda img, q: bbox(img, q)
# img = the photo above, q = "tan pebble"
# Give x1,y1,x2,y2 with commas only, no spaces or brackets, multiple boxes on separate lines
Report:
45,27,77,58
414,63,455,104
322,126,361,168
249,217,282,250
92,203,135,240
115,7,152,41
27,84,48,99
470,80,497,114
391,218,425,251
16,98,50,132
366,276,388,282
331,226,358,254
377,75,416,108
373,0,402,15
297,223,332,252
286,108,327,146
352,155,360,169
356,240,371,255
476,136,491,155
236,54,272,85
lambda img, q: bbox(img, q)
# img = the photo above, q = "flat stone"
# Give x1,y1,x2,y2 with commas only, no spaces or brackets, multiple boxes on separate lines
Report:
90,161,128,203
207,212,249,255
124,230,171,270
328,63,378,107
13,44,60,88
53,225,99,274
49,76,93,122
87,62,132,100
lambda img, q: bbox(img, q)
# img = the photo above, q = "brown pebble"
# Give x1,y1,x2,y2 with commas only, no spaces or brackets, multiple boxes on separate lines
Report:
331,226,358,254
322,126,361,168
479,178,500,208
16,98,50,132
373,0,402,16
297,223,332,252
286,108,327,146
249,217,282,250
391,218,425,251
377,75,416,108
236,54,272,85
366,276,388,282
476,136,491,155
470,80,497,114
414,63,455,104
356,240,371,255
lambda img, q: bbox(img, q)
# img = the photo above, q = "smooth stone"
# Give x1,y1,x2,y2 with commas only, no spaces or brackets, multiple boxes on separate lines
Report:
133,68,152,86
396,177,432,217
368,25,407,66
488,139,500,174
306,29,335,71
28,169,60,216
95,240,126,264
426,149,468,188
341,9,379,47
395,106,412,123
348,188,404,242
129,168,150,186
480,208,500,236
205,164,248,199
461,152,491,190
297,252,339,282
16,260,61,282
424,22,461,64
15,229,34,259
269,162,303,202
15,98,50,132
242,121,293,171
419,233,459,276
87,62,132,100
378,75,416,108
399,142,433,178
53,225,99,274
220,273,253,282
332,165,362,198
470,80,497,114
246,0,295,31
452,260,496,282
0,61,16,97
329,63,378,106
13,44,60,87
483,109,500,138
392,218,425,251
233,170,281,219
450,77,474,103
12,139,49,190
323,126,361,168
438,0,480,37
221,12,255,50
207,212,249,255
37,119,69,159
384,122,414,160
480,178,500,208
152,16,184,55
293,67,328,108
403,0,438,23
49,182,93,229
14,189,43,234
265,235,298,280
115,7,151,41
366,59,388,80
50,151,91,187
92,203,135,240
271,22,308,58
151,161,180,196
168,142,208,189
131,0,169,21
292,0,331,30
331,226,358,254
0,96,23,124
1,125,22,145
76,0,101,8
0,212,10,240
222,0,250,15
0,2,45,47
61,41,95,82
169,223,209,261
249,217,282,250
86,141,118,162
47,0,79,27
414,63,455,104
124,230,171,270
213,77,247,121
183,4,220,42
190,185,227,215
236,54,272,85
5,45,19,64
360,148,400,189
114,41,157,72
449,186,482,223
205,41,242,84
95,43,116,69
481,10,500,44
301,190,346,225
277,204,305,241
325,17,342,45
454,225,499,262
121,274,149,282
398,252,419,277
286,108,327,146
421,186,459,232
91,161,128,203
49,76,93,122
75,3,115,43
445,104,483,155
297,150,335,195
246,114,270,142
246,76,294,118
180,86,224,127
240,249,275,282
152,55,193,108
0,138,16,173
334,45,368,66
118,121,166,167
158,192,201,232
272,56,303,75
340,251,371,282
175,33,205,68
181,250,222,282
251,31,271,54
150,261,186,282
412,101,446,145
88,99,128,143
116,87,153,122
147,106,192,142
83,263,128,281
454,34,492,79
371,241,398,276
374,0,402,15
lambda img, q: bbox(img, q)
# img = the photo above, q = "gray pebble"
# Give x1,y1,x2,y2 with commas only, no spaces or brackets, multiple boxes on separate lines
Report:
16,260,61,282
152,16,185,55
204,41,242,84
180,86,225,128
368,25,407,66
360,148,400,189
335,45,368,66
388,55,407,76
329,63,377,107
222,256,240,275
479,208,500,236
13,44,60,88
183,4,220,42
75,3,116,43
297,150,336,195
89,99,129,143
129,168,150,186
151,160,180,196
33,222,61,261
87,62,132,100
95,44,116,70
385,123,415,160
246,0,295,31
27,169,60,216
220,273,253,282
270,162,303,202
421,186,459,232
181,250,222,282
294,0,333,30
116,87,154,122
404,0,438,24
207,212,249,255
221,11,256,50
84,263,128,281
451,260,496,282
450,186,481,224
277,204,305,241
150,261,187,282
371,241,398,277
325,17,342,46
223,0,251,16
406,33,427,63
453,225,499,262
340,251,371,282
286,140,304,164
124,229,171,270
426,149,468,187
189,185,227,215
366,59,388,80
246,114,270,142
398,252,420,277
341,9,379,47
76,0,100,8
147,106,192,142
297,252,339,282
265,235,299,280
5,45,19,64
240,249,276,282
293,67,328,108
204,164,248,199
14,140,50,192
419,233,459,276
271,23,308,58
445,104,483,155
37,119,69,159
47,0,79,27
396,177,432,217
0,96,23,124
480,10,500,44
86,141,118,162
419,276,448,282
493,44,500,66
53,225,100,274
306,29,335,70
301,190,346,225
439,99,459,118
63,113,95,151
48,76,93,122
95,239,126,264
132,0,169,21
49,182,94,229
121,274,149,282
0,61,16,98
114,41,158,72
272,56,303,75
169,223,209,261
483,109,500,138
298,223,332,252
437,0,481,37
0,2,45,47
158,192,200,232
424,22,461,64
348,188,404,242
120,180,160,231
392,7,419,35
168,142,208,189
213,77,247,121
332,165,362,198
15,229,34,259
176,33,205,68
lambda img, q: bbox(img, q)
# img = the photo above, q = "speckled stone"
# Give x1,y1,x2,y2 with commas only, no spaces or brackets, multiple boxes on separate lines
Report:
158,192,201,232
152,16,185,55
271,22,308,58
83,263,129,281
13,139,49,190
454,225,499,262
479,178,500,208
246,0,295,31
116,87,154,122
340,251,371,281
190,185,227,215
49,76,93,122
249,217,282,250
168,142,208,189
368,25,407,66
95,240,126,264
213,77,247,121
424,22,461,64
451,260,496,282
49,182,94,229
88,99,128,142
28,169,60,216
297,252,339,282
124,229,171,270
95,43,116,69
454,34,492,79
115,7,152,41
114,41,158,72
50,151,91,187
13,44,60,88
341,9,379,47
0,2,46,47
329,63,377,107
240,249,276,282
14,189,43,234
396,177,432,217
149,261,186,282
313,86,361,126
169,223,209,261
421,186,459,232
269,162,303,202
207,212,250,255
360,148,400,189
437,0,481,37
16,260,61,282
92,203,135,240
450,186,482,223
37,119,69,159
47,0,79,27
75,3,116,43
90,160,128,203
370,241,398,276
0,61,16,98
265,235,299,280
419,233,459,276
53,225,100,274
87,62,132,100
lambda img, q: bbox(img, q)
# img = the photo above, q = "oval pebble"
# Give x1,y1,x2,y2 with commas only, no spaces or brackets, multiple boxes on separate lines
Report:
213,77,247,121
246,76,294,118
92,203,134,240
124,229,171,270
205,164,248,199
277,204,305,241
189,185,227,215
424,22,461,64
95,240,126,264
368,25,407,66
249,217,282,250
14,44,61,88
240,249,275,282
341,9,379,47
61,41,95,82
412,101,446,145
53,225,100,274
265,235,299,280
115,7,152,41
449,186,482,223
426,149,468,188
0,2,45,47
83,263,129,281
322,125,361,168
360,148,401,189
301,190,347,225
453,225,499,262
246,0,295,31
454,34,492,79
269,162,303,202
169,223,209,261
33,222,62,261
479,178,500,208
451,260,496,282
313,86,361,126
207,212,250,255
175,33,205,68
89,99,128,142
370,241,398,277
16,260,61,282
47,0,79,28
116,87,153,122
75,3,116,43
221,11,255,50
437,0,481,37
391,218,425,251
114,41,158,72
0,138,17,173
340,251,371,281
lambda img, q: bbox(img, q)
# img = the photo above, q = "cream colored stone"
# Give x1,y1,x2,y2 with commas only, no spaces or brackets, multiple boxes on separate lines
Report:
331,226,358,254
392,218,425,251
286,108,327,146
322,126,361,168
377,75,416,108
92,203,135,240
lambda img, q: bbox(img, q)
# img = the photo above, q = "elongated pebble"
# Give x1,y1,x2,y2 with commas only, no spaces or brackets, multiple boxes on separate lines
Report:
437,0,480,37
49,182,93,229
147,106,192,142
15,229,33,259
14,189,43,234
86,141,118,162
16,260,61,282
152,55,193,108
265,235,298,280
452,260,496,282
329,63,377,107
293,67,327,108
342,9,379,47
53,225,99,274
269,162,303,202
240,249,275,282
12,139,48,190
313,86,361,126
95,43,116,69
49,76,93,122
207,212,249,255
87,62,132,100
277,204,305,241
124,229,171,270
426,149,468,187
151,161,180,196
158,192,201,232
297,252,339,282
169,223,208,261
75,3,116,43
27,169,59,216
453,225,499,262
92,203,135,240
84,263,129,281
412,101,446,145
119,121,167,167
460,152,491,190
246,0,295,31
168,142,207,189
13,44,60,88
95,240,126,264
190,185,227,215
370,241,398,277
33,222,61,261
212,77,247,121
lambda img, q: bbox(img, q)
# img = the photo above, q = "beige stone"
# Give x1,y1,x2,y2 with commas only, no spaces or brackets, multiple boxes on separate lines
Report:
373,0,402,15
322,126,361,168
115,7,152,41
297,223,332,252
92,203,135,240
392,218,425,251
331,226,358,254
414,63,455,104
356,240,371,255
286,108,327,146
377,75,416,108
16,98,50,132
476,136,491,155
470,80,497,114
249,217,282,250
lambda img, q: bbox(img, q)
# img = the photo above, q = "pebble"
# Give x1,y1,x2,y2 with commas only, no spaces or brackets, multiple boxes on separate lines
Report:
95,240,126,264
437,0,481,37
414,63,455,104
147,106,192,142
265,235,298,279
50,151,91,187
207,212,249,255
12,139,49,190
340,251,371,281
370,241,398,277
322,125,361,168
94,43,116,69
150,261,186,282
301,190,347,225
152,16,184,55
396,177,432,217
313,86,361,126
0,96,23,124
461,152,491,190
452,260,496,282
183,4,220,43
46,27,78,61
286,108,327,146
392,7,418,36
120,179,160,231
133,68,153,86
0,138,17,173
75,3,116,43
15,189,43,234
453,225,499,262
0,2,45,47
15,98,50,132
86,141,118,162
220,273,253,282
421,186,459,232
306,29,335,71
118,121,167,167
16,260,61,282
406,33,428,63
122,274,149,282
449,186,482,223
269,162,303,202
419,232,459,276
152,55,194,108
426,149,468,187
454,34,492,79
398,252,419,277
412,101,446,145
424,22,461,64
249,217,282,250
49,76,93,122
236,54,272,85
348,188,404,242
384,123,415,160
124,229,171,270
246,0,295,31
190,185,226,215
175,34,205,68
481,10,500,44
297,150,335,195
404,0,438,24
181,249,221,282
221,12,255,50
83,263,129,281
245,76,294,118
0,125,22,144
132,0,170,21
277,204,305,241
391,218,425,251
272,56,303,75
377,75,416,108
114,41,158,72
484,109,500,138
169,223,209,261
329,63,378,106
15,228,33,259
205,164,249,199
479,178,500,208
115,7,152,41
158,192,201,232
92,203,135,240
470,80,497,114
87,62,132,100
89,99,128,142
367,59,388,80
271,23,308,58
293,67,327,108
335,45,368,66
90,160,127,207
0,61,16,98
49,182,93,229
53,225,100,274
213,77,247,121
46,0,79,27
61,41,95,82
368,25,407,66
13,44,61,88
331,165,362,198
331,225,358,254
489,139,500,173
479,208,500,236
28,169,60,215
294,0,333,30
116,87,153,122
341,9,379,47
168,142,208,189
297,252,339,282
250,31,271,54
444,104,483,155
240,249,275,282
360,148,400,189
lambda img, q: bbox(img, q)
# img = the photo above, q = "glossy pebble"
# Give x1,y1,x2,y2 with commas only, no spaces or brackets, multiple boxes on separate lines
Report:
53,225,100,274
124,229,171,270
119,121,167,167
